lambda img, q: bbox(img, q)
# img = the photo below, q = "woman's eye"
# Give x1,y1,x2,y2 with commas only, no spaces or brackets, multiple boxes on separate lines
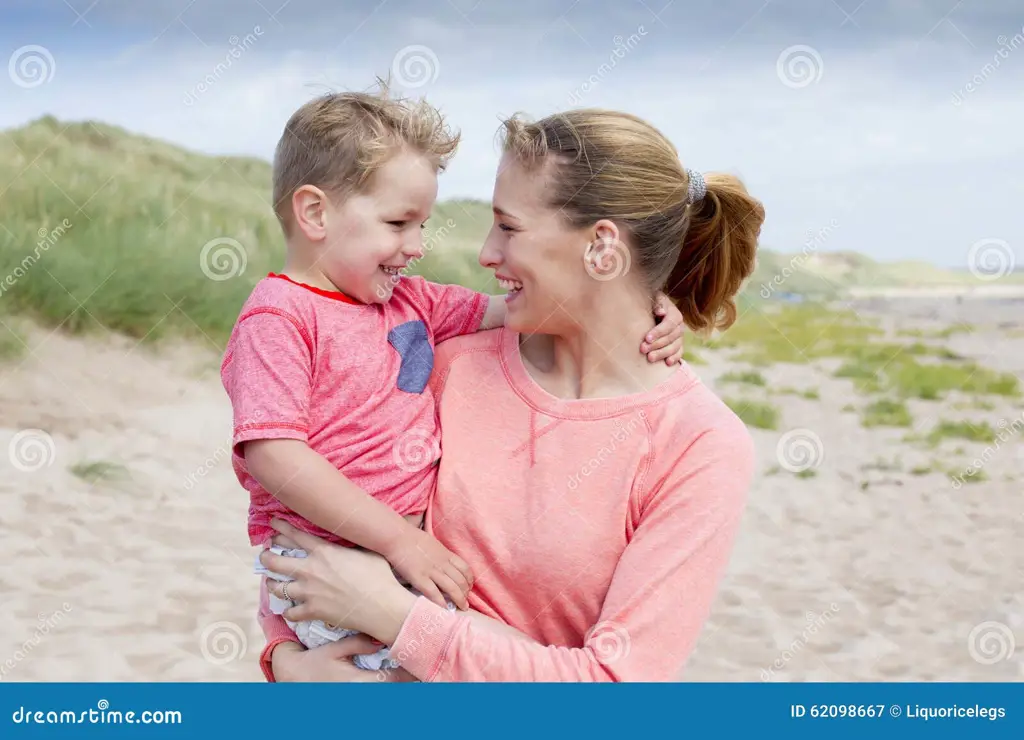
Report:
498,223,514,233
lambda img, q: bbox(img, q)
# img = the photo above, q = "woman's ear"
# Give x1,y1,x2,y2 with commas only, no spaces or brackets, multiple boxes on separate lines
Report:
583,219,630,281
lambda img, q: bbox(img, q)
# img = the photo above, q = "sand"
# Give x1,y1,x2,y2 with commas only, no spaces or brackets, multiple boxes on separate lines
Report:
1,298,1021,682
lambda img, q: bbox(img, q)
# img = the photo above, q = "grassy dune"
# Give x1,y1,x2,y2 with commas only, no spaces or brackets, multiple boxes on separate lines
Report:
0,117,494,345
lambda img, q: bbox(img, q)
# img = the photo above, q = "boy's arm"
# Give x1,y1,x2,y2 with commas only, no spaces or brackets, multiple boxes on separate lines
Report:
245,439,472,610
245,439,410,556
477,293,687,366
478,294,508,331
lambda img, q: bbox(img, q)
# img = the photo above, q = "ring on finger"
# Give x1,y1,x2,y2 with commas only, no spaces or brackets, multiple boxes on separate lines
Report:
281,580,292,601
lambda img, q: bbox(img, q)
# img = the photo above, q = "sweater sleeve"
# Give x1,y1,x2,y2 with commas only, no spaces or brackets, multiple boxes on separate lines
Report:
388,423,755,682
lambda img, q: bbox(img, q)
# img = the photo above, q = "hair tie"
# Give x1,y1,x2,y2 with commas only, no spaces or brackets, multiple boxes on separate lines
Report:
685,168,706,204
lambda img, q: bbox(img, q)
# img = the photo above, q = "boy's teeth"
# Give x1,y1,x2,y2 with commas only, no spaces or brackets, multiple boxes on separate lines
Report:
381,266,401,275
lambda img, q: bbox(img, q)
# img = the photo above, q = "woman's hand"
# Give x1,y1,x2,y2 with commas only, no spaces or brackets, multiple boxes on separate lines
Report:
643,293,686,365
271,637,417,682
258,518,418,645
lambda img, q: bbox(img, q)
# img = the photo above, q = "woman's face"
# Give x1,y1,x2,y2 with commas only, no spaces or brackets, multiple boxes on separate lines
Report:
480,155,597,334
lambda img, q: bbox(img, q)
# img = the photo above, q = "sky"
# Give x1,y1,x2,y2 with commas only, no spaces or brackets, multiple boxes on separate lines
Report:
2,0,1023,267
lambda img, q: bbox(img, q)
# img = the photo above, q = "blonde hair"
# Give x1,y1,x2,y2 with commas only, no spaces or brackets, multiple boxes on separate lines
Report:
272,80,460,234
500,110,764,334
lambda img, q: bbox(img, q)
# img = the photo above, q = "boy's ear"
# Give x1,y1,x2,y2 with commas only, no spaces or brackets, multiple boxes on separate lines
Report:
292,185,327,241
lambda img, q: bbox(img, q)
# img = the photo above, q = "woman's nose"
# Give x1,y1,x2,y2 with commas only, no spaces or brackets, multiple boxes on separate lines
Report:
479,229,502,269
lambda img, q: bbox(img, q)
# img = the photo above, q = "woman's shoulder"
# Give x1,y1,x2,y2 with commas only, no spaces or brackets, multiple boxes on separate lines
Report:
430,328,505,392
642,368,756,472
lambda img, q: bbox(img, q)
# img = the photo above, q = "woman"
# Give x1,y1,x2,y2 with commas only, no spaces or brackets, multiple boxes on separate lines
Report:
258,108,764,682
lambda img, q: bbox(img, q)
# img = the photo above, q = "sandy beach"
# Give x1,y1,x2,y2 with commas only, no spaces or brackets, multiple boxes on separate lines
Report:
1,297,1021,682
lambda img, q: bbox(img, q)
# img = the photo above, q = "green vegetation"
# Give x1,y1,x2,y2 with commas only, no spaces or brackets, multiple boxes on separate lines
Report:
778,386,819,399
0,320,25,360
3,114,1023,382
682,345,705,365
719,369,767,386
724,398,780,430
69,460,130,484
795,468,817,479
910,464,932,476
926,420,996,446
931,322,974,339
861,455,902,473
841,403,856,413
0,117,495,344
862,399,913,428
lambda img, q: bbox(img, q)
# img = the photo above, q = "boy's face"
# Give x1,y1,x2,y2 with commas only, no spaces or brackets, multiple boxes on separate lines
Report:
321,149,438,304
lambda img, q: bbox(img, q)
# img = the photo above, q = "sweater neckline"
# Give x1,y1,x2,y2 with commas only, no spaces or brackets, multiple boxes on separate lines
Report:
498,328,697,420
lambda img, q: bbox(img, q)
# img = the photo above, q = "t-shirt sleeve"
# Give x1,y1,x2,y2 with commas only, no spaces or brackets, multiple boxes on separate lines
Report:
220,307,314,454
403,276,487,344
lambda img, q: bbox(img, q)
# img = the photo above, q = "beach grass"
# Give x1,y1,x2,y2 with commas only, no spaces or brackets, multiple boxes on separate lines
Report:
719,369,767,386
926,420,997,446
862,399,913,428
69,460,130,484
724,398,780,430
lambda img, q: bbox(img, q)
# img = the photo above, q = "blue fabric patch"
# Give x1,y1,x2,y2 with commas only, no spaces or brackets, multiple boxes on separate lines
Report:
387,320,434,394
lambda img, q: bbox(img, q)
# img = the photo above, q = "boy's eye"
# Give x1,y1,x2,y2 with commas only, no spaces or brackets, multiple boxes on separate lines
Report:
387,220,407,228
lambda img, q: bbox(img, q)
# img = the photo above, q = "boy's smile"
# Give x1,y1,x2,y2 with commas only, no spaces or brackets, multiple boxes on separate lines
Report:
320,149,439,304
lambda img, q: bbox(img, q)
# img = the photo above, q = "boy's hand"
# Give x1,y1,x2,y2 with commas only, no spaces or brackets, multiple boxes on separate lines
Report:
385,527,474,611
641,293,686,365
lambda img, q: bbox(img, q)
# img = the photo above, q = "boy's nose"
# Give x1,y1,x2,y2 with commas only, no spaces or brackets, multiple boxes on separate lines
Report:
403,239,425,260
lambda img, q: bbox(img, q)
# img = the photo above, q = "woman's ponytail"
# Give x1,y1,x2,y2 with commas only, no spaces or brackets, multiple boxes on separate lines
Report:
666,173,764,335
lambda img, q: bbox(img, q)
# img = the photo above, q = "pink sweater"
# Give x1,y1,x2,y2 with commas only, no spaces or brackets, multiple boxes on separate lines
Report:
259,328,754,681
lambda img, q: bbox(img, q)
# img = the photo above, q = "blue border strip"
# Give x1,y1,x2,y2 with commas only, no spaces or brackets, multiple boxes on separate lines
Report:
2,683,1021,738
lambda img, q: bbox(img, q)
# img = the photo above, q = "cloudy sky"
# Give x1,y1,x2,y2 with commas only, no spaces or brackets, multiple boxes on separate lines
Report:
2,0,1022,267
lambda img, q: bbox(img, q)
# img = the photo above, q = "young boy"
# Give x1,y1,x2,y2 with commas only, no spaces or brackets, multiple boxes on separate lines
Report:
221,83,685,672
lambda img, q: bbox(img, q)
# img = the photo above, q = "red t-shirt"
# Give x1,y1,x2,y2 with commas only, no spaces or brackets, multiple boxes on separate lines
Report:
220,273,488,546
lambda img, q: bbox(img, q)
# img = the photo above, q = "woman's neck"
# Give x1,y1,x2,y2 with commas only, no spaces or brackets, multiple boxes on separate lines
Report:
521,290,677,400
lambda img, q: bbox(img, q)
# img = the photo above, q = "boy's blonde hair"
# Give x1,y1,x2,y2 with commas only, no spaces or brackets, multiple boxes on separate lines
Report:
272,80,460,235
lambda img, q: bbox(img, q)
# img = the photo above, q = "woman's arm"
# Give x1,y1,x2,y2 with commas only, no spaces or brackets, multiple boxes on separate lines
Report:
385,428,754,682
